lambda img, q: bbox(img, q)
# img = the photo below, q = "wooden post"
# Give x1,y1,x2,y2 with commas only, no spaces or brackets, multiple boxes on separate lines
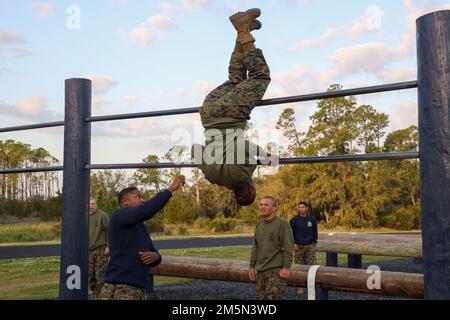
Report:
417,10,450,300
59,79,91,300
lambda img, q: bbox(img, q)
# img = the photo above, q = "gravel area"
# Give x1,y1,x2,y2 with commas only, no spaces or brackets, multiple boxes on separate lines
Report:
149,258,423,300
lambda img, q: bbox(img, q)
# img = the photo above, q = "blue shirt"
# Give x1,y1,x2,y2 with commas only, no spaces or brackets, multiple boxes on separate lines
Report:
289,215,318,245
104,189,172,289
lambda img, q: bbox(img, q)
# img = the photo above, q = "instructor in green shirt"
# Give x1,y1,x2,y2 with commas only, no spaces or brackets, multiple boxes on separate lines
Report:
89,197,109,299
249,196,294,300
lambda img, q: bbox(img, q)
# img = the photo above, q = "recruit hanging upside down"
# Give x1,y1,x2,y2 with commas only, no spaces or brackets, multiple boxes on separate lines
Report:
192,8,278,207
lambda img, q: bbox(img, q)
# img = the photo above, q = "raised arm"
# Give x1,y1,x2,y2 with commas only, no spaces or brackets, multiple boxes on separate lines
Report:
112,175,185,226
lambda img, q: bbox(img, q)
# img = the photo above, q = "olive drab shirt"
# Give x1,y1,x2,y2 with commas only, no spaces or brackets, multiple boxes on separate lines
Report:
89,209,109,251
250,216,294,272
192,126,267,191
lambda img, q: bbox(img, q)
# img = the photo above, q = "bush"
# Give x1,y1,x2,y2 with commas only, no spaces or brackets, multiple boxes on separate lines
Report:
177,225,189,235
382,206,419,230
145,217,165,233
193,217,212,230
210,216,236,233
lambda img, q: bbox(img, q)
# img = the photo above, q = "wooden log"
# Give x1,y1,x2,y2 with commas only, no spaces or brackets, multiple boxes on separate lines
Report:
320,233,421,244
316,240,422,258
152,256,424,299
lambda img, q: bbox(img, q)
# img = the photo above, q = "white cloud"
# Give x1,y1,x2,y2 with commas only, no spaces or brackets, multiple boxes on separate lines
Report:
170,88,189,99
389,100,418,131
377,67,416,83
290,27,343,52
0,28,29,60
92,99,114,113
290,6,385,52
160,2,179,11
0,97,58,122
181,0,212,10
30,2,55,17
98,118,160,138
123,96,138,107
86,75,118,95
330,42,394,75
8,47,31,58
16,96,47,116
0,29,25,46
147,14,176,29
395,0,450,58
127,26,159,46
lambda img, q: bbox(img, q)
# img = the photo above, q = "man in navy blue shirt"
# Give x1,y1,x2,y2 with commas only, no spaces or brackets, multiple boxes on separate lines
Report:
289,202,318,266
99,175,185,300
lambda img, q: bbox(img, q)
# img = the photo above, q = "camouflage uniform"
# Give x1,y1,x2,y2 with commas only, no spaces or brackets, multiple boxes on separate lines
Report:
88,245,108,296
255,268,287,300
99,283,147,300
199,48,271,127
294,243,317,265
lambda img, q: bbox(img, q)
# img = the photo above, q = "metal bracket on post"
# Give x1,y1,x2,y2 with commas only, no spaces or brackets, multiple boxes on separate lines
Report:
326,252,338,267
348,254,362,269
59,78,92,300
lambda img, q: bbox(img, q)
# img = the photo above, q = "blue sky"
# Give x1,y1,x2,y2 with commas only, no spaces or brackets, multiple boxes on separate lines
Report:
1,0,449,171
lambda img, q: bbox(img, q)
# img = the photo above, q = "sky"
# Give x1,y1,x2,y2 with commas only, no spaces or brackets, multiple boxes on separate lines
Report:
1,0,449,173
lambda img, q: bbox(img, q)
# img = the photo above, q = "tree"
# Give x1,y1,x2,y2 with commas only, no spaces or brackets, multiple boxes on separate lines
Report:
276,108,304,156
353,105,389,152
133,155,164,193
305,84,358,156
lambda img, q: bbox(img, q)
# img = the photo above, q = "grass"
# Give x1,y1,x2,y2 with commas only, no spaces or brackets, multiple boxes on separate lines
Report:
0,245,404,300
0,221,60,244
0,219,420,245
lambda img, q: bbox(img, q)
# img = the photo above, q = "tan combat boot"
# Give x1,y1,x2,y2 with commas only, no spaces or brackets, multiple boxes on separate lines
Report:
230,8,262,47
229,8,261,32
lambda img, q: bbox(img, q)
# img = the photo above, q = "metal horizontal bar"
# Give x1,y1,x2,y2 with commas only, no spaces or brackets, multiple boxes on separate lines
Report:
86,107,200,123
0,121,65,133
87,162,198,170
0,166,64,174
0,82,417,131
0,152,418,174
279,151,419,164
86,81,418,123
259,81,418,106
86,152,419,170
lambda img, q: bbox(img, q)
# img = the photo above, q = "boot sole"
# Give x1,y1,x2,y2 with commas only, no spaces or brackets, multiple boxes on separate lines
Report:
251,19,262,31
229,8,261,25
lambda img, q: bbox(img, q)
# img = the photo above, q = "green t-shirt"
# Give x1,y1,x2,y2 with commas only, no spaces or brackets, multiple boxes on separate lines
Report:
201,116,247,131
89,209,109,251
192,127,267,191
250,215,294,272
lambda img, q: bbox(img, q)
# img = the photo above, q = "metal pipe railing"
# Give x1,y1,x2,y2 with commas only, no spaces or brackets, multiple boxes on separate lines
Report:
85,81,418,123
0,152,419,174
0,121,65,133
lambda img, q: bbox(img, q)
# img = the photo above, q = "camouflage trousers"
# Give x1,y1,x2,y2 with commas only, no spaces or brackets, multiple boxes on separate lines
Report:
294,243,317,265
255,268,287,300
199,48,271,123
88,245,108,296
99,283,148,300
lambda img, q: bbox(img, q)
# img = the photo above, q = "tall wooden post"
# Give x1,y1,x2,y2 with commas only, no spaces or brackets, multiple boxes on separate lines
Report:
59,78,91,299
417,10,450,300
